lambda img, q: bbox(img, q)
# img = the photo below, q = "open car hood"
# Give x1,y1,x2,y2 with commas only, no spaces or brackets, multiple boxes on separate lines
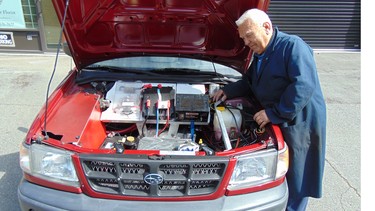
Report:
52,0,270,72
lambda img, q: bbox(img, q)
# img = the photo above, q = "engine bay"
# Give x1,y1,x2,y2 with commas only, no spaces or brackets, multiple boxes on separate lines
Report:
88,80,274,155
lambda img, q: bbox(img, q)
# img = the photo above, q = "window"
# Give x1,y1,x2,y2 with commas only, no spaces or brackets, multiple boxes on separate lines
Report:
21,0,38,29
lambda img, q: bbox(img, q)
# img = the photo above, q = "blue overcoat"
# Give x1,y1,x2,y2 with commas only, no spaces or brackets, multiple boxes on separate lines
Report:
222,28,327,199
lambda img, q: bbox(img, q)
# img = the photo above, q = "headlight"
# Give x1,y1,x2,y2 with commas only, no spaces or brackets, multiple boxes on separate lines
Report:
276,145,289,179
19,143,79,187
228,148,278,190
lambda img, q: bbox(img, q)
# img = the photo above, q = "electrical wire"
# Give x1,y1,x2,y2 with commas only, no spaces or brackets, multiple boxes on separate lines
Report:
141,97,151,137
107,124,137,134
224,104,258,147
155,88,161,136
157,102,170,136
142,112,149,137
43,0,70,140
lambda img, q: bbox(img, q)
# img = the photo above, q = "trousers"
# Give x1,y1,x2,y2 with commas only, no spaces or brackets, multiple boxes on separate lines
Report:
286,197,309,211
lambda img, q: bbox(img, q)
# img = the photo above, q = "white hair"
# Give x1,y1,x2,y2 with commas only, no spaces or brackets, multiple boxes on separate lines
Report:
235,9,272,27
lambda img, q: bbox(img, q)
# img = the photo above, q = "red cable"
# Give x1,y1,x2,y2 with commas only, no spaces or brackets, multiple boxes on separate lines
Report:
158,100,170,136
107,124,137,134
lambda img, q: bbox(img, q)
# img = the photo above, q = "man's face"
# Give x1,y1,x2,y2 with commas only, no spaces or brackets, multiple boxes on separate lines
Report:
238,19,269,54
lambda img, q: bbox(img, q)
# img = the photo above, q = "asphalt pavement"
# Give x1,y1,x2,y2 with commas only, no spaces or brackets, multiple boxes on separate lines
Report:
0,52,361,211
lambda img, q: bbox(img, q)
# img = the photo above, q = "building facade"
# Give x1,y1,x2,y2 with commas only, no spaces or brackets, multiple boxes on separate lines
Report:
0,0,360,53
0,0,59,52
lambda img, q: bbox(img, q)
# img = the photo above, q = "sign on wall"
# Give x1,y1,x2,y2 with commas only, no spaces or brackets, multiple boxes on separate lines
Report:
0,31,15,47
0,0,26,29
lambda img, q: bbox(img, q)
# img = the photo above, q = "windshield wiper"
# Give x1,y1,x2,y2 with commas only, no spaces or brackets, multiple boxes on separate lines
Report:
152,67,200,73
83,65,160,76
151,68,225,77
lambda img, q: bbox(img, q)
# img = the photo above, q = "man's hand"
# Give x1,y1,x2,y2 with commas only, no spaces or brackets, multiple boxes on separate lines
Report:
211,89,227,102
253,109,270,128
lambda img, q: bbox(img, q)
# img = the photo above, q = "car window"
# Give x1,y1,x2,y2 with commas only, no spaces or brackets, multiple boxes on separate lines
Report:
88,56,242,77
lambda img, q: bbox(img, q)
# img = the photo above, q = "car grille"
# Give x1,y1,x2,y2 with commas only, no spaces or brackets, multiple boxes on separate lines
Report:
80,154,229,197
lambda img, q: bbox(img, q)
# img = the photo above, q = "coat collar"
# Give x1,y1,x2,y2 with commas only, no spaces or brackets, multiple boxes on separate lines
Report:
252,27,279,80
257,27,279,58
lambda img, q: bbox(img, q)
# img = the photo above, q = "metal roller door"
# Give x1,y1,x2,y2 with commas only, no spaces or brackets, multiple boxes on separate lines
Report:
267,0,360,51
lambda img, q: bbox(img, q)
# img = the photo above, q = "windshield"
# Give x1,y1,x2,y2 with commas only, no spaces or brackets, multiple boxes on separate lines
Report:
87,56,242,78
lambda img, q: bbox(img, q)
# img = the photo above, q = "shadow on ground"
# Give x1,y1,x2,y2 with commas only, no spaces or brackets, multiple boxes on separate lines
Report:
0,152,23,211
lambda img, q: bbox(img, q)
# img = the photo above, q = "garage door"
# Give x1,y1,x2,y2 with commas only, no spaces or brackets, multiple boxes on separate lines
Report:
267,0,360,51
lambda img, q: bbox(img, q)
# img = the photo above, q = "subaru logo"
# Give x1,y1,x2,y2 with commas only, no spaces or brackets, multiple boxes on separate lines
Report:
144,173,163,185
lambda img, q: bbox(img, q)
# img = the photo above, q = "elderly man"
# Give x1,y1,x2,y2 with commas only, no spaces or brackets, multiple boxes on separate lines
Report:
212,9,327,211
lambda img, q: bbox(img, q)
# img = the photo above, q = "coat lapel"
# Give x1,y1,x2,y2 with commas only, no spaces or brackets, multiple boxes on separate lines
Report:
255,29,278,84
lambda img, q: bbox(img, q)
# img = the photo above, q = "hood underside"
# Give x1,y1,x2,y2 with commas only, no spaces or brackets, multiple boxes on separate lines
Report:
52,0,270,71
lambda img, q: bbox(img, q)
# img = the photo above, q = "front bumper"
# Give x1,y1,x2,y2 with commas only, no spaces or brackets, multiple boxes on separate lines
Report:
18,178,288,211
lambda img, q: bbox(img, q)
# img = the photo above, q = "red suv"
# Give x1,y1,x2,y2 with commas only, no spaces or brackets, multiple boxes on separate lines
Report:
18,0,289,210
